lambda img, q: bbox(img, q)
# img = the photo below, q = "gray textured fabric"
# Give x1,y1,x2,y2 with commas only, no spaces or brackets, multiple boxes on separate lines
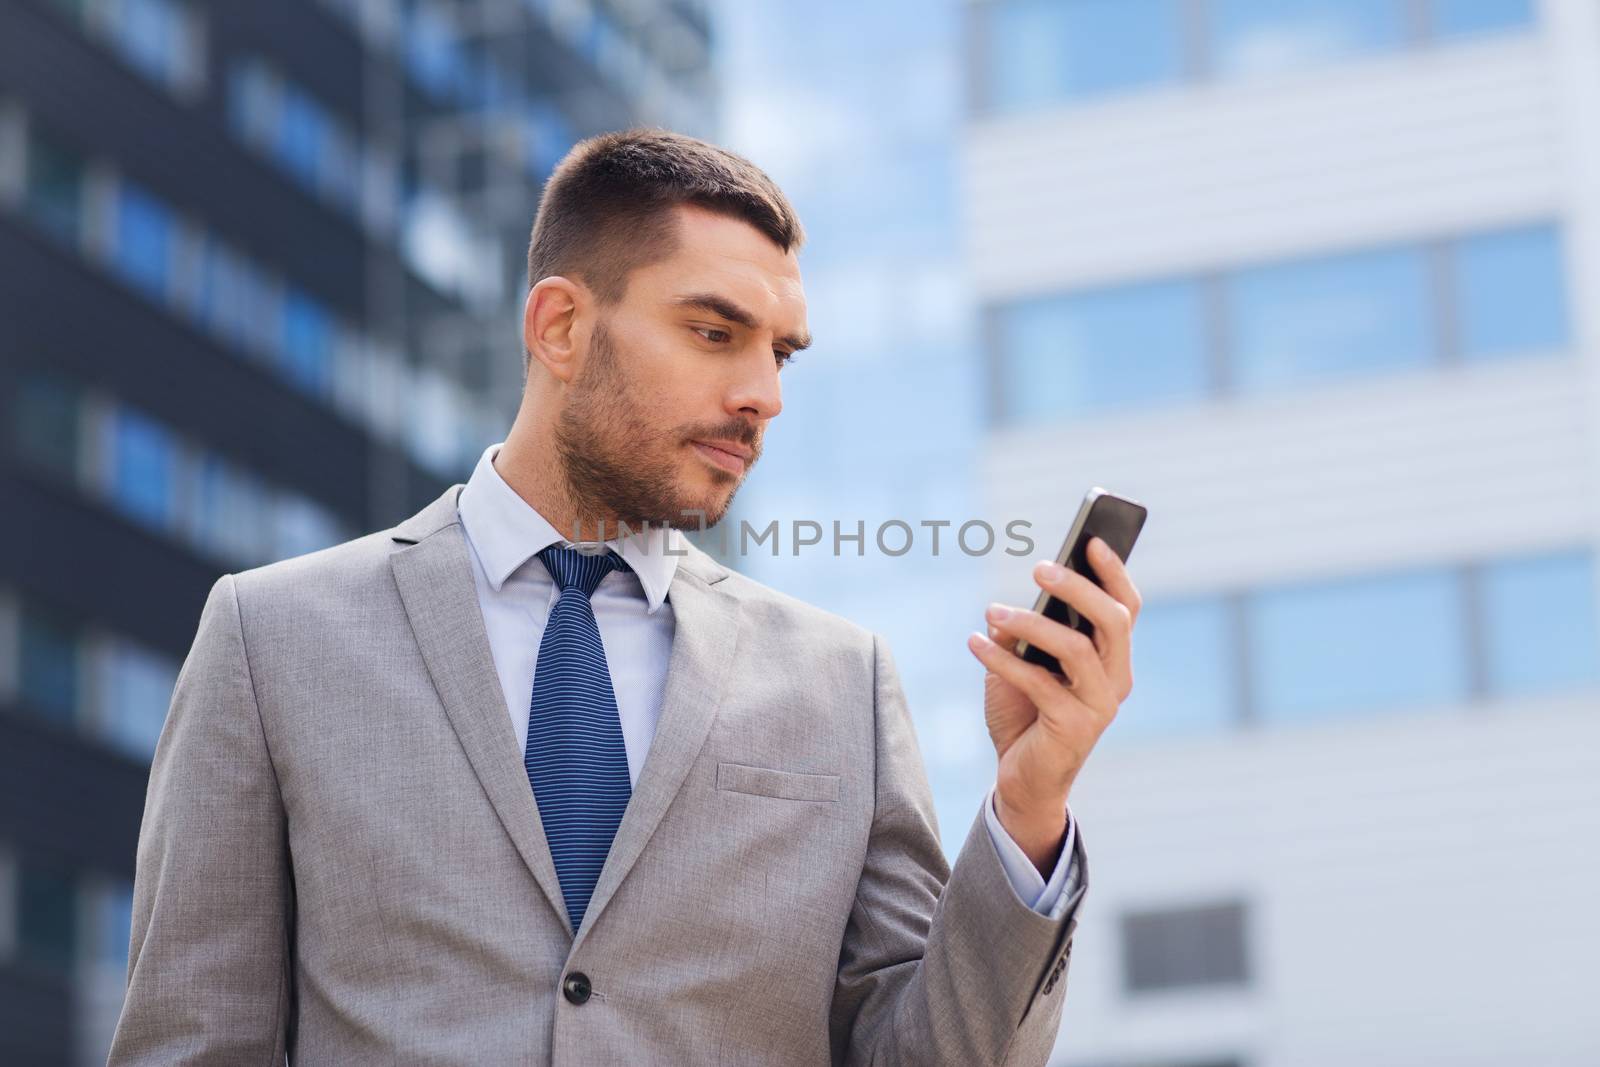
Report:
108,484,1090,1066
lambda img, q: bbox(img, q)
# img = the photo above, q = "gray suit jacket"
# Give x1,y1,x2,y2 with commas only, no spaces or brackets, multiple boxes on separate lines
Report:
108,483,1089,1066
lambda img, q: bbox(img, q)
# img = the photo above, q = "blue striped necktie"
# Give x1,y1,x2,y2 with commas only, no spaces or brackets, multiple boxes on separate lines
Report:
525,544,634,934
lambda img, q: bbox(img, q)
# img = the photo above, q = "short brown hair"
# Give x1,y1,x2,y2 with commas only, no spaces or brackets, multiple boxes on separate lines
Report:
525,128,805,322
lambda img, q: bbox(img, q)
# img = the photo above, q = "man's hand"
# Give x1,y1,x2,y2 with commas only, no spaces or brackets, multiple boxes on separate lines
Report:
968,536,1142,874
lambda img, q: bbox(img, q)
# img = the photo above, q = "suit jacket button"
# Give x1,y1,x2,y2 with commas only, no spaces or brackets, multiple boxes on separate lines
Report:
563,972,592,1005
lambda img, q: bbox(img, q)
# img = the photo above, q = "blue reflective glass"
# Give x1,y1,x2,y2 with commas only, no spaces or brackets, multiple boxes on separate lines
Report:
1481,552,1600,696
113,0,187,88
101,643,177,763
112,180,174,300
1107,598,1239,742
1210,0,1406,79
1432,0,1533,37
1249,567,1469,720
20,609,79,725
404,6,465,98
282,288,334,395
97,882,135,970
1454,224,1569,360
278,87,329,188
984,0,1184,112
998,278,1208,424
111,406,178,529
1228,244,1433,393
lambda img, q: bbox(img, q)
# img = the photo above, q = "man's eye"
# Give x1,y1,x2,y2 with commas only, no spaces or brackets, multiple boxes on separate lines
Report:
694,327,731,343
775,350,797,369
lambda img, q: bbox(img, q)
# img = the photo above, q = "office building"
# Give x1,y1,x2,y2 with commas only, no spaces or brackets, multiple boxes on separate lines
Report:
0,1,713,1062
963,1,1600,1063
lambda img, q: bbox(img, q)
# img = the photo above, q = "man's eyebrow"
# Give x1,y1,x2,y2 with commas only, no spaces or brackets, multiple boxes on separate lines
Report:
671,292,811,352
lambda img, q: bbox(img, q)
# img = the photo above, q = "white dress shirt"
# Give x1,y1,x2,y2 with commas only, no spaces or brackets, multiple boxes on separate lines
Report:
457,442,1079,916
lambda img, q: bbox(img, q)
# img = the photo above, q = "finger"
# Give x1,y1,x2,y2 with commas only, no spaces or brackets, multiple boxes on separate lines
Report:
1086,536,1143,625
987,620,1020,652
967,630,1071,711
985,603,1116,710
1032,559,1133,686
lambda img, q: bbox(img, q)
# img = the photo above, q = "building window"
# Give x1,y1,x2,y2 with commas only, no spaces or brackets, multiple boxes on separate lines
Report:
1228,244,1433,393
282,287,335,397
95,640,178,763
106,404,181,531
1121,900,1250,993
1248,567,1469,721
1451,224,1569,361
16,861,77,972
975,0,1535,113
22,127,87,246
89,879,135,974
97,0,206,96
988,222,1569,424
1108,597,1241,741
1480,551,1600,697
12,375,82,480
1430,0,1534,39
980,0,1185,113
189,451,271,567
995,278,1208,425
1207,0,1408,81
109,177,177,302
19,606,80,727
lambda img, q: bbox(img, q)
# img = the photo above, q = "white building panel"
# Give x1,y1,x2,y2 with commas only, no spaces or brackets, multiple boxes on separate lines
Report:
965,34,1564,300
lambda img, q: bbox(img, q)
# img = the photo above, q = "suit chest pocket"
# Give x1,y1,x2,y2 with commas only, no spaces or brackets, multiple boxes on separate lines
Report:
716,761,840,803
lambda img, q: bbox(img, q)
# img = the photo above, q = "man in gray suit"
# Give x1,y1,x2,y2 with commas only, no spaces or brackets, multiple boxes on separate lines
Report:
109,129,1144,1065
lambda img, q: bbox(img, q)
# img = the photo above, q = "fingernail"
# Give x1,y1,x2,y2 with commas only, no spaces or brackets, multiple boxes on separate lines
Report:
985,602,1012,622
1091,537,1108,559
1035,560,1065,582
968,631,994,651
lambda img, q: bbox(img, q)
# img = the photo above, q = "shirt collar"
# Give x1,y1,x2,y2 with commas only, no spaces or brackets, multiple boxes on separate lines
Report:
457,441,681,614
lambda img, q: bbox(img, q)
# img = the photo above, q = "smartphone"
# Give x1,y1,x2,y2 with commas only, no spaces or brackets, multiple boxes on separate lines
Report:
1015,487,1148,678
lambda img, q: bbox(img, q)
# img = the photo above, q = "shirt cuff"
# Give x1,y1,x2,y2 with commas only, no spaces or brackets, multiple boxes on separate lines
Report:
983,783,1079,919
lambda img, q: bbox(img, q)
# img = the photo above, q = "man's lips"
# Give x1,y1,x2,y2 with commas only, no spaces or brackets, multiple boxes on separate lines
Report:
690,440,752,473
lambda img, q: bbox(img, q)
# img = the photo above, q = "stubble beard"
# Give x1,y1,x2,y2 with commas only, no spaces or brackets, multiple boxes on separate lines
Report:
553,318,754,536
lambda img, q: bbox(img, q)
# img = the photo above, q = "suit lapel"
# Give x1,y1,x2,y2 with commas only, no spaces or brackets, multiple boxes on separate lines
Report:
389,486,574,934
571,543,741,949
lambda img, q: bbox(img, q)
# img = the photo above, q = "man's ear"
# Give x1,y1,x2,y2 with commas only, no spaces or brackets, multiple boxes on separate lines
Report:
524,276,587,384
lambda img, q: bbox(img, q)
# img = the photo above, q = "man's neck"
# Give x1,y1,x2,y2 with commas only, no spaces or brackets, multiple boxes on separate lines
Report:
493,431,620,544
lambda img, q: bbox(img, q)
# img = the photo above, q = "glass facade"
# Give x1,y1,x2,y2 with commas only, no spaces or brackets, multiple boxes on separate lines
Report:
1108,597,1239,742
983,0,1185,112
96,640,179,763
19,608,79,728
977,0,1538,114
1229,245,1433,393
992,223,1571,424
1248,567,1470,722
22,129,85,246
16,862,76,971
1432,0,1535,38
996,278,1209,424
1480,552,1600,696
1100,547,1598,739
9,118,490,479
1208,0,1407,81
11,372,353,568
1454,224,1569,361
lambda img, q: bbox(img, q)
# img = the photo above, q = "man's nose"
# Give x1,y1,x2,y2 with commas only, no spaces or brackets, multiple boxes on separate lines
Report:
725,349,783,421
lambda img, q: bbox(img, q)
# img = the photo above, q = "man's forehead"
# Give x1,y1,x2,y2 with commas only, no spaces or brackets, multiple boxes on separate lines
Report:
647,210,808,344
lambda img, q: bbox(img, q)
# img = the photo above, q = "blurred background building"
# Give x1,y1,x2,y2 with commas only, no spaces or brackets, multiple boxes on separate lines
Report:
963,0,1600,1064
5,0,1599,1064
0,0,712,1061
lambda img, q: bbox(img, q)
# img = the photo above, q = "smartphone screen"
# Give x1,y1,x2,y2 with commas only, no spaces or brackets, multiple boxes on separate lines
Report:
1015,488,1148,677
